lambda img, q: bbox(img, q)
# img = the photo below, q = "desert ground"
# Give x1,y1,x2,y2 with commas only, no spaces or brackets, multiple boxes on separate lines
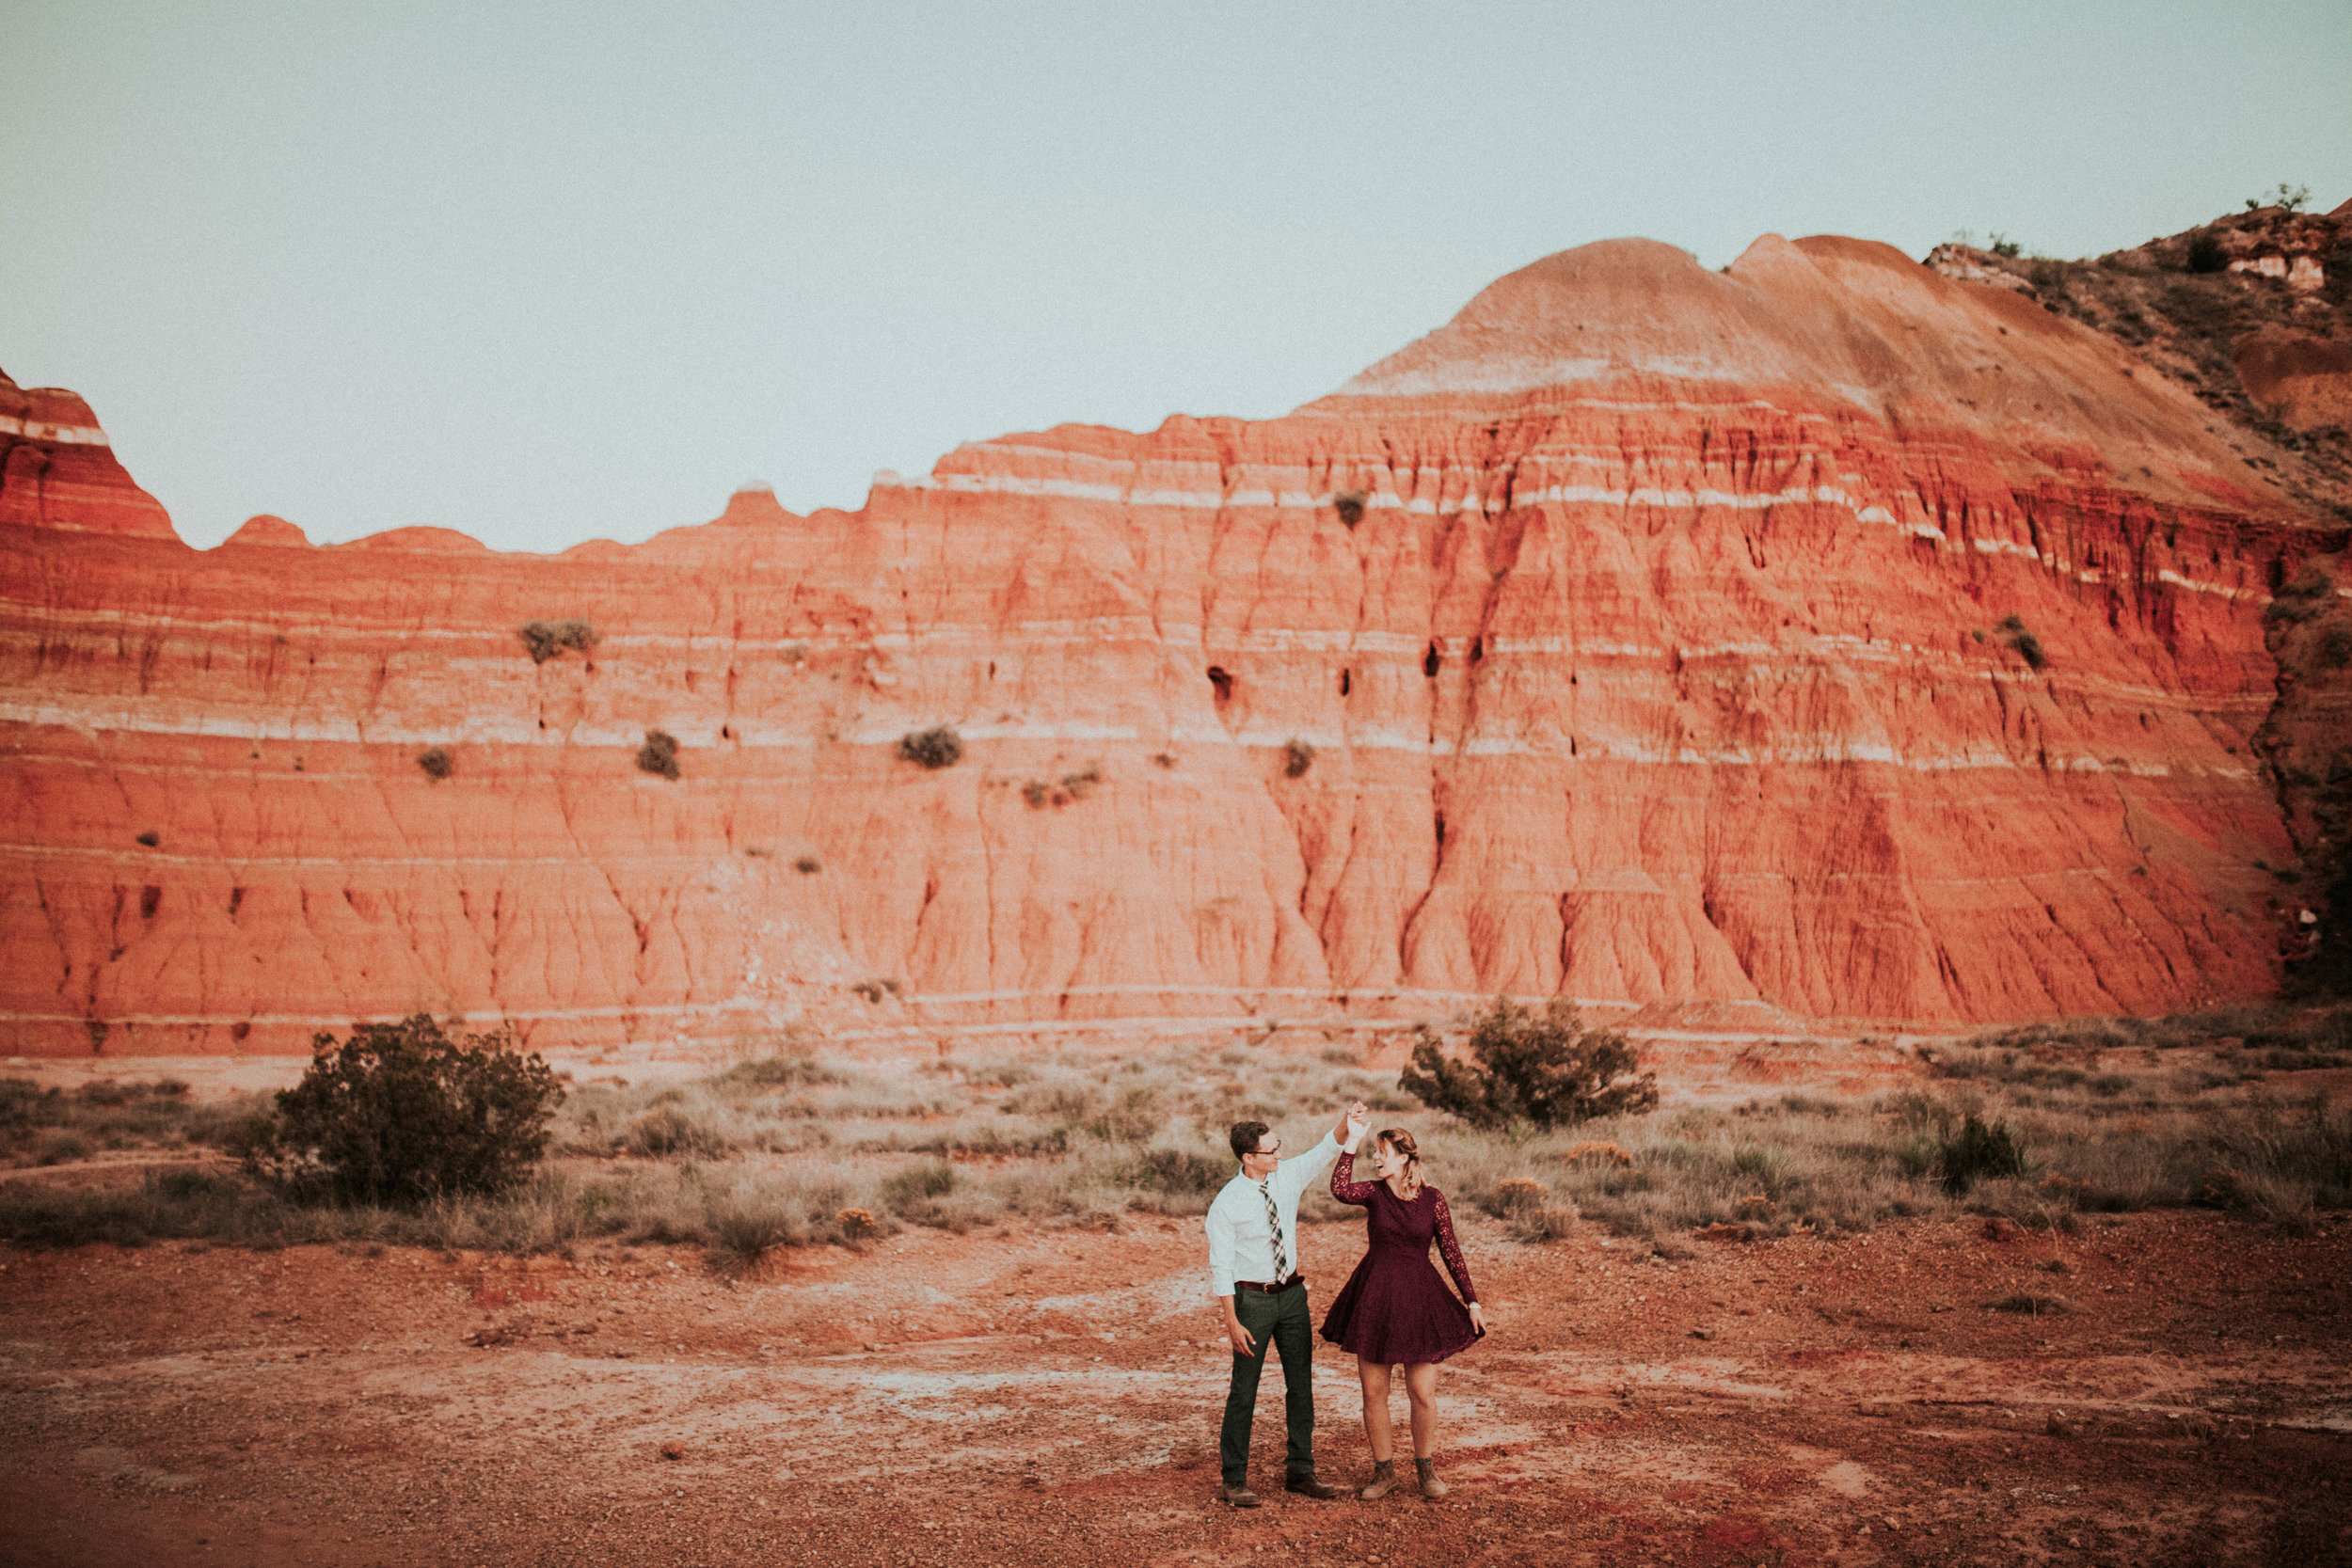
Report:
3,1028,2348,1568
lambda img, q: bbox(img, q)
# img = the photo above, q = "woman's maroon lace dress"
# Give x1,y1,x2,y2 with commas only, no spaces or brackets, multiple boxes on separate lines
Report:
1318,1153,1481,1364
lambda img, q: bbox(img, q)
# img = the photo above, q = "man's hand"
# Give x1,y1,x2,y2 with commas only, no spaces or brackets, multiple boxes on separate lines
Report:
1341,1101,1371,1145
1226,1318,1261,1358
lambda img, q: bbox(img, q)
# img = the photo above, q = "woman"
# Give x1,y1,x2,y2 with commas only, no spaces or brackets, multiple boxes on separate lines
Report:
1319,1120,1488,1499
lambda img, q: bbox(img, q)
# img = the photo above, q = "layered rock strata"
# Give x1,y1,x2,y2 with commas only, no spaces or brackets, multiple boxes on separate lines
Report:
2,237,2344,1055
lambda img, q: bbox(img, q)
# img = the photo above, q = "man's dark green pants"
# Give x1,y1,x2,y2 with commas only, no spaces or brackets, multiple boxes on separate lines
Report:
1221,1280,1314,1488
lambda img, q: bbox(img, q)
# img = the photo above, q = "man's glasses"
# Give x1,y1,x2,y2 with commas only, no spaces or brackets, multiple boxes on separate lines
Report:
1253,1140,1281,1156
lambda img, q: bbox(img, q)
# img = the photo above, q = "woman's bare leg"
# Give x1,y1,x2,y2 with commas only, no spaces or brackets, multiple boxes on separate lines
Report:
1357,1356,1394,1462
1404,1361,1439,1458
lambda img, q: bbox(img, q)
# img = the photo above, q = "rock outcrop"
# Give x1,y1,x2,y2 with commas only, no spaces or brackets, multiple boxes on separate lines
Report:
2234,330,2352,434
0,371,175,538
3,232,2345,1056
1915,203,2352,519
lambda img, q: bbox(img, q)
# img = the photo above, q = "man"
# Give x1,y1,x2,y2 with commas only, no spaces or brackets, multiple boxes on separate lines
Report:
1204,1101,1369,1507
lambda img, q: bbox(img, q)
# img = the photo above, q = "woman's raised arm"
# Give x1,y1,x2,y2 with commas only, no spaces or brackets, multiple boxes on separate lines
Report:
1329,1151,1378,1206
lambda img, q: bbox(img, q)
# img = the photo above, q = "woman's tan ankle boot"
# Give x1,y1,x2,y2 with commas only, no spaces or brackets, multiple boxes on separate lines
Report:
1415,1457,1448,1498
1359,1460,1398,1499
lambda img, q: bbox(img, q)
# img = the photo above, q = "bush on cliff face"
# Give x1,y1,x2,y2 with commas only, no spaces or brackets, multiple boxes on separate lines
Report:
1997,613,2048,672
2264,566,2333,627
244,1014,564,1206
636,729,681,780
417,746,453,780
1399,999,1659,1130
1282,738,1315,779
518,619,597,663
898,726,964,768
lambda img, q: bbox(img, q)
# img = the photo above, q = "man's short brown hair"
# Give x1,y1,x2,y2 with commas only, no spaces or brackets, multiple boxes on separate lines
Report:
1229,1119,1272,1162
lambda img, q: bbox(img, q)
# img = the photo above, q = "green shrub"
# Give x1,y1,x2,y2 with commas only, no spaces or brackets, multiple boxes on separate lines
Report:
1,1077,264,1166
2245,182,2309,214
1125,1146,1225,1197
417,746,453,780
0,1167,267,1249
636,730,680,780
519,619,596,663
1399,999,1659,1130
898,726,964,768
36,1131,90,1165
880,1161,957,1213
1939,1116,2026,1195
245,1014,564,1205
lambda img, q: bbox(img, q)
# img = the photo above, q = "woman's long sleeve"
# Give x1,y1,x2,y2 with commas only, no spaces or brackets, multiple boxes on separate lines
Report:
1329,1152,1378,1206
1431,1191,1478,1304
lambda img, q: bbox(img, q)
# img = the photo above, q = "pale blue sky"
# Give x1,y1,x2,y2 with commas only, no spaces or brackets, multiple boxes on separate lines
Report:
4,2,2346,551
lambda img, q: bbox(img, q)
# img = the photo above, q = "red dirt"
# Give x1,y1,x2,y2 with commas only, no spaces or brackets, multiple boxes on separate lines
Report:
4,1210,2346,1566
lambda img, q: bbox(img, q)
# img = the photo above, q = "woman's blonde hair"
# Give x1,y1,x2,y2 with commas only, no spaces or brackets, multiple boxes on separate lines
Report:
1376,1128,1423,1200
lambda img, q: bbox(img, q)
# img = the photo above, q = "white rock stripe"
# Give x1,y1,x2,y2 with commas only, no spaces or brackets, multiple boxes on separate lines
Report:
0,988,1641,1032
876,468,2276,590
0,613,2283,668
0,414,108,446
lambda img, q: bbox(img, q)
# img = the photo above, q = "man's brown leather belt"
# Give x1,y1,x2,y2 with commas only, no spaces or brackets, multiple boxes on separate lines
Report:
1234,1275,1304,1292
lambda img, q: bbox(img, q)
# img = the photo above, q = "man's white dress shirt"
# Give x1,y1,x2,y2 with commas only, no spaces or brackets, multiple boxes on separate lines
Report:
1205,1131,1341,1296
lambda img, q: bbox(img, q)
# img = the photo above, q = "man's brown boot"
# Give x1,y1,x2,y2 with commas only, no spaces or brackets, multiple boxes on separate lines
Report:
1285,1472,1343,1499
1219,1482,1260,1509
1359,1460,1399,1499
1415,1457,1449,1498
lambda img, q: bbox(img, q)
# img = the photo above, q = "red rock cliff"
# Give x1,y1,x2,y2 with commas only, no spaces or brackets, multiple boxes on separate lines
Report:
2,235,2343,1055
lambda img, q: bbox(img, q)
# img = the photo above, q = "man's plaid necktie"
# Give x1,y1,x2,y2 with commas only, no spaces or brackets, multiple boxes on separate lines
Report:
1259,1180,1289,1281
